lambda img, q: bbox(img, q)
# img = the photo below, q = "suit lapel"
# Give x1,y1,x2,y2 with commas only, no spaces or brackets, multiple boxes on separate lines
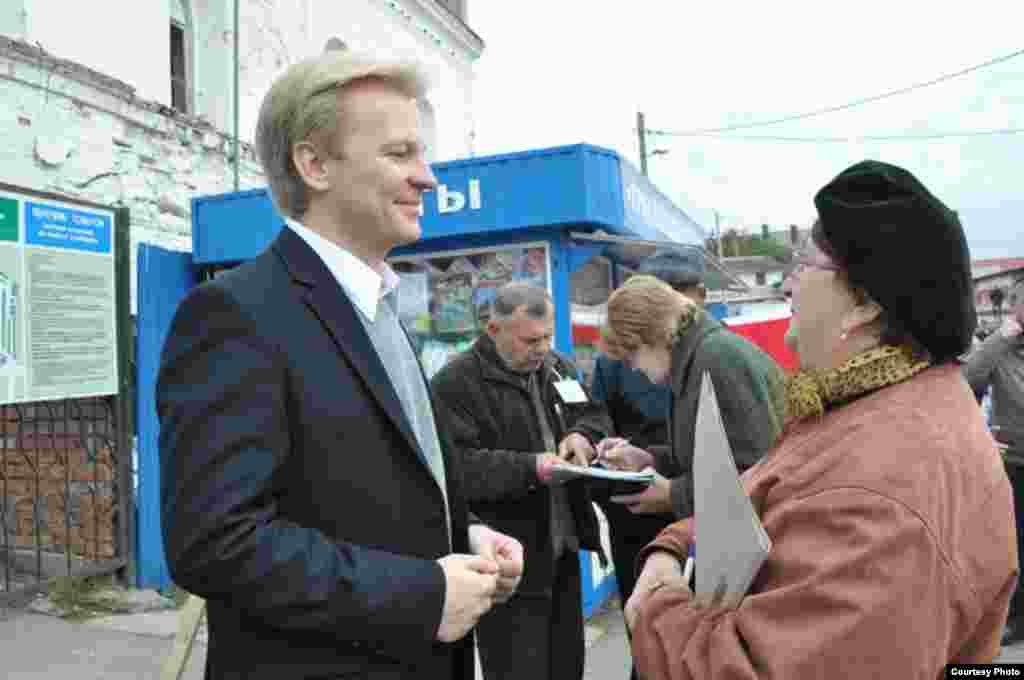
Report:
271,227,431,473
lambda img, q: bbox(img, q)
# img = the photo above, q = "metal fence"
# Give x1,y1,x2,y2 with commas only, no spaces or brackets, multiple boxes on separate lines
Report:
0,395,132,606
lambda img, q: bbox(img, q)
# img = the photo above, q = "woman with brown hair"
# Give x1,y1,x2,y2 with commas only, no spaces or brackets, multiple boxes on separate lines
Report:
595,274,785,522
619,160,1017,678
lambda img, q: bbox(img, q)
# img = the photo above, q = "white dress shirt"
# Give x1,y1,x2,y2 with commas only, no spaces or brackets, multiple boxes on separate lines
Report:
285,218,399,323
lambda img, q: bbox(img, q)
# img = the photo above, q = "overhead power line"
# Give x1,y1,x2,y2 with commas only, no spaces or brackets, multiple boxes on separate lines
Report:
646,47,1024,137
673,128,1024,143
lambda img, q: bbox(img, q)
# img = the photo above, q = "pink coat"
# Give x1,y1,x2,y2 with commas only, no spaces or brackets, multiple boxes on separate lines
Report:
632,364,1018,679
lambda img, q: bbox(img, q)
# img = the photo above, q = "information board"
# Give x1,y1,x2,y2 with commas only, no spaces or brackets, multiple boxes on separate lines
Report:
0,189,119,404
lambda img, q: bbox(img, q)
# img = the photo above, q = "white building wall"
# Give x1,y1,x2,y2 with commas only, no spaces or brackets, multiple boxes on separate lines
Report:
239,0,479,161
0,0,482,311
25,0,170,104
14,0,480,154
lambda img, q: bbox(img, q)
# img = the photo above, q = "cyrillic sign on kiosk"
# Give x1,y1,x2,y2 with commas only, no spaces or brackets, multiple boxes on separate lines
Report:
423,179,482,215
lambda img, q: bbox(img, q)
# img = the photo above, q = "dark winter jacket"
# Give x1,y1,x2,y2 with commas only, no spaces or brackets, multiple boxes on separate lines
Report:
430,335,612,595
650,314,785,519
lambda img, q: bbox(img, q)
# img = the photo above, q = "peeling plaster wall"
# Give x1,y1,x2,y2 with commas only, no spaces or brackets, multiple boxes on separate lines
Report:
25,0,168,104
3,0,480,311
18,0,479,150
242,0,479,161
23,0,237,132
0,37,265,314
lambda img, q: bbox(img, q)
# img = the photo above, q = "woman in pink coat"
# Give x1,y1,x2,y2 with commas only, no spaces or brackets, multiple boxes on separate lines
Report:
614,160,1018,679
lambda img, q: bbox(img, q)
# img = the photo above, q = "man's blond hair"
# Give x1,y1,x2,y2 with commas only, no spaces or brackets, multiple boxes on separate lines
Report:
254,50,430,219
603,275,698,359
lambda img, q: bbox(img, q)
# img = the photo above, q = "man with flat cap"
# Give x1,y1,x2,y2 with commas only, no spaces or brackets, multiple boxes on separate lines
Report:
627,160,1017,678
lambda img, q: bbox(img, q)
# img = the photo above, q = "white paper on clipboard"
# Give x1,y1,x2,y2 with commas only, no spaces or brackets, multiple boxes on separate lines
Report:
693,371,772,608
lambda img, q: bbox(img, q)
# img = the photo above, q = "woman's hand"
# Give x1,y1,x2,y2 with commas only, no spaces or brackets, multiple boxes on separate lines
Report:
625,550,689,630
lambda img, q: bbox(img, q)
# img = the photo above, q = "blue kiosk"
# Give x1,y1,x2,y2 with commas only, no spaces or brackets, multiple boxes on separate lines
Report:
135,143,735,617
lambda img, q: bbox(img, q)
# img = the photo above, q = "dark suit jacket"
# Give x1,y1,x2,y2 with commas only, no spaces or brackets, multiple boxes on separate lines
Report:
157,227,475,679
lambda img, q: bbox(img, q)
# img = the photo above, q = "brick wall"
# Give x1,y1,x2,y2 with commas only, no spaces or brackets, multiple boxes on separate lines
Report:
1,407,117,561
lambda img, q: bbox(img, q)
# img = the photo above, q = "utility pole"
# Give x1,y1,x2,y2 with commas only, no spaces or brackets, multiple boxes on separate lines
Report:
713,209,721,257
637,111,648,176
233,0,240,191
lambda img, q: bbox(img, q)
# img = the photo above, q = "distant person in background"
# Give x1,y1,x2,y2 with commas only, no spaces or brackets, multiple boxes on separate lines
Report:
964,276,1024,645
587,250,705,680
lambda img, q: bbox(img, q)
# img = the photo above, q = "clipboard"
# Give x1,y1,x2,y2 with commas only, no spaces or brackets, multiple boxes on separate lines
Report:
547,462,654,497
692,371,772,608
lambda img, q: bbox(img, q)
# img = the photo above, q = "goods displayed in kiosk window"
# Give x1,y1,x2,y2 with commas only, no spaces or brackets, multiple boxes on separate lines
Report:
390,246,551,378
520,247,547,278
471,253,512,324
431,270,476,335
479,253,515,283
445,256,479,277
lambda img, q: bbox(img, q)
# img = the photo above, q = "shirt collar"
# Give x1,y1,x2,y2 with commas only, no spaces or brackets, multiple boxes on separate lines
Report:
285,218,399,322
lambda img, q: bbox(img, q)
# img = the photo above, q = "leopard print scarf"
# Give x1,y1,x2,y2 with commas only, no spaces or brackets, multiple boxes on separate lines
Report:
783,344,930,426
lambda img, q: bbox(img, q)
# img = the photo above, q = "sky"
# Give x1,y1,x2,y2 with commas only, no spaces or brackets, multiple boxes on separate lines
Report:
468,1,1024,259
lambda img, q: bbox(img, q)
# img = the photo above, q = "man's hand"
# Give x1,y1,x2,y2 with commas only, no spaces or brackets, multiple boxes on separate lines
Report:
611,470,672,514
436,554,499,643
535,453,568,485
1000,317,1023,340
598,440,654,472
559,433,595,466
625,551,688,630
469,524,524,604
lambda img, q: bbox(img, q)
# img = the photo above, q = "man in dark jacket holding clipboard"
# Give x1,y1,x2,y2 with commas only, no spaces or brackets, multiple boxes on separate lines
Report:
431,282,612,680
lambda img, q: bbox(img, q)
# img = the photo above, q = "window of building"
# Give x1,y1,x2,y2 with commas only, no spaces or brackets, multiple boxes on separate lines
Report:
170,0,191,113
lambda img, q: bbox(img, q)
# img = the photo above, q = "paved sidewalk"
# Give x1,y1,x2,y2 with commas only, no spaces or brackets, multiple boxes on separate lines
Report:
1,606,204,679
4,597,1023,678
0,597,632,679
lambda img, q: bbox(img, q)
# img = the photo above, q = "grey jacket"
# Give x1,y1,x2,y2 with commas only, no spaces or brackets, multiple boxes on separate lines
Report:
649,315,785,519
964,332,1024,447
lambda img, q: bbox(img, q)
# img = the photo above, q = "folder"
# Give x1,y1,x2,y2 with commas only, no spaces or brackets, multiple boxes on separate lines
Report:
547,462,654,497
693,371,772,608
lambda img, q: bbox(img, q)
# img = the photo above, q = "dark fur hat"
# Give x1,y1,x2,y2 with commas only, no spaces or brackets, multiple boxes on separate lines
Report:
814,160,976,362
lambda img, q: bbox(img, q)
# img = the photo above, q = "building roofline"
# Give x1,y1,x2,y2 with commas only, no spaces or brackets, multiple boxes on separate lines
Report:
973,266,1024,284
429,0,485,47
404,0,485,58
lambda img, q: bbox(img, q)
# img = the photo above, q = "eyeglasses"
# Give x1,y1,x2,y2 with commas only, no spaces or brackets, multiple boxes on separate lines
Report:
791,255,841,276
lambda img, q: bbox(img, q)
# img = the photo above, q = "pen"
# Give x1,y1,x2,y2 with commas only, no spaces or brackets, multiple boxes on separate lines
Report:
682,543,695,589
